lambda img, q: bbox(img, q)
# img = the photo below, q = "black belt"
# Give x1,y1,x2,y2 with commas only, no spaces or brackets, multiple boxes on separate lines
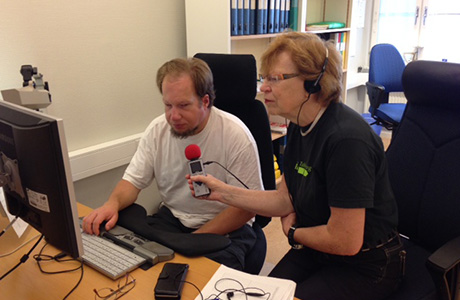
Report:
361,232,400,252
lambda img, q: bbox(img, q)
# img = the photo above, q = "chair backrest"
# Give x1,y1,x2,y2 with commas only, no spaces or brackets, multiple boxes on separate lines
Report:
369,44,406,93
386,60,460,252
193,53,276,227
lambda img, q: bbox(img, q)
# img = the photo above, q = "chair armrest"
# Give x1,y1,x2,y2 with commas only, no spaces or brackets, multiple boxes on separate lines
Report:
365,82,388,114
426,235,460,300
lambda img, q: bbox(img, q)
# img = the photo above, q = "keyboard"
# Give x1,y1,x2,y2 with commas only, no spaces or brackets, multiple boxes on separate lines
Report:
80,229,147,280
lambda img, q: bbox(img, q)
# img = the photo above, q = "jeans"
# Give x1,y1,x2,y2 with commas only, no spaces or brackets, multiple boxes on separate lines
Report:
269,235,405,300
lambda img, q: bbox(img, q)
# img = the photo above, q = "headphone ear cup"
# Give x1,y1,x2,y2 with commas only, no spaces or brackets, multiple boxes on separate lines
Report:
304,80,321,94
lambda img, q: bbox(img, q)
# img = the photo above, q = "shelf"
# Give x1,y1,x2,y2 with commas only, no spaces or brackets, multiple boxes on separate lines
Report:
231,27,350,41
231,33,282,41
306,27,351,34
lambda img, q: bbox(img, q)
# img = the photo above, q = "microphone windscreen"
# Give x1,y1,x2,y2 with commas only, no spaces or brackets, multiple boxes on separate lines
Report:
185,144,201,160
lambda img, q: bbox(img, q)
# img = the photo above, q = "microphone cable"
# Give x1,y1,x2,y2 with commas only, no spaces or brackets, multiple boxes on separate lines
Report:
203,161,249,189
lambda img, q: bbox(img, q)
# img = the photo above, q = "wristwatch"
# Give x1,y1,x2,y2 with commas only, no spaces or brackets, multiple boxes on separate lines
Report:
288,225,304,250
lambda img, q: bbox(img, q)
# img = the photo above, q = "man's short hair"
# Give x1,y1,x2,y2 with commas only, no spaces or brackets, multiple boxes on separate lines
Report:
156,57,216,108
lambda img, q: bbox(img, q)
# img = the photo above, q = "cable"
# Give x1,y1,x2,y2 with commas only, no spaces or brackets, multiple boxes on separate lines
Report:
207,277,270,300
0,234,44,281
33,242,84,299
62,260,84,300
203,161,249,189
0,233,40,258
0,215,19,237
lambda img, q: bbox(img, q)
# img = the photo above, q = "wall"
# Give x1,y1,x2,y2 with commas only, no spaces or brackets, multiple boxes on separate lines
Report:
345,0,374,114
0,1,186,209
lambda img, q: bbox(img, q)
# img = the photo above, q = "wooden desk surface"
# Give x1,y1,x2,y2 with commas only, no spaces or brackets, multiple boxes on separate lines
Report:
0,203,220,299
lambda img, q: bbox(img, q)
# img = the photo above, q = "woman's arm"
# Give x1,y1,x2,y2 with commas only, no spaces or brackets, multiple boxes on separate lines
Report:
187,174,294,217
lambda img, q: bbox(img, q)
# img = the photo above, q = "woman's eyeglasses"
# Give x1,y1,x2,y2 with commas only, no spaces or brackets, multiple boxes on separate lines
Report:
259,73,299,83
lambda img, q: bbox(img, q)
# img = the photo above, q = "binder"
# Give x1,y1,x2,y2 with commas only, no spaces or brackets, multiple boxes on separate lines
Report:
243,0,250,35
274,0,280,33
268,0,275,33
285,0,290,31
263,0,268,34
280,0,286,33
256,0,264,34
238,0,244,35
231,0,238,36
289,0,298,31
249,0,256,35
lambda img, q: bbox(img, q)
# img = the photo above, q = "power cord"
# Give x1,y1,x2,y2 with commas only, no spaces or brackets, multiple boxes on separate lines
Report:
33,242,84,299
0,234,44,281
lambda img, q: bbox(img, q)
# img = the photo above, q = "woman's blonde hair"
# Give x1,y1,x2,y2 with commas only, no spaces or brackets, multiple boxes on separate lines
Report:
260,32,342,105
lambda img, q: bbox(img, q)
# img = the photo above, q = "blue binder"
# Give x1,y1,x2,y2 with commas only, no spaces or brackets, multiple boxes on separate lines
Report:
249,0,256,35
274,0,280,33
279,0,286,32
238,0,244,35
243,0,250,35
231,0,238,36
268,0,275,33
284,0,290,31
256,0,264,34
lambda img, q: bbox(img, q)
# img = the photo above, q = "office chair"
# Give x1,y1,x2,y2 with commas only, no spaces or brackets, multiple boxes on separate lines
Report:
366,43,407,130
385,60,460,300
194,53,276,275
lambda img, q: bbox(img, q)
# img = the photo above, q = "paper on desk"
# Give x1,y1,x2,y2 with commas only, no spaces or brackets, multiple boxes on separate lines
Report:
196,264,296,300
0,188,29,237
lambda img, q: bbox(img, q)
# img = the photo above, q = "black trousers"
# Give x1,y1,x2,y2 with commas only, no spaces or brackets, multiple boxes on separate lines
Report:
149,206,257,270
269,236,405,300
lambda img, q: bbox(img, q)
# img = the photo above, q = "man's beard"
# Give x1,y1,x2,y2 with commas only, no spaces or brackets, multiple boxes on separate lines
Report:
170,126,199,139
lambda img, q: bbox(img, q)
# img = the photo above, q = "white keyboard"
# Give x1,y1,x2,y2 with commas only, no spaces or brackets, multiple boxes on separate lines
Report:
80,229,147,280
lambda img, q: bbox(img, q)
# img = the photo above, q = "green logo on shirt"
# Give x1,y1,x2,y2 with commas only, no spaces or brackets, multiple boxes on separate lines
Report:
295,162,312,177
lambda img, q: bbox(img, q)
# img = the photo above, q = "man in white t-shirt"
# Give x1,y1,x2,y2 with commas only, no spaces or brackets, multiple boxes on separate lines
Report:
83,57,264,270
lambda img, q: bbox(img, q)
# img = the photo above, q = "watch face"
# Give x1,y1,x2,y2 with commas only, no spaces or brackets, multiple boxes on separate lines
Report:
292,243,304,250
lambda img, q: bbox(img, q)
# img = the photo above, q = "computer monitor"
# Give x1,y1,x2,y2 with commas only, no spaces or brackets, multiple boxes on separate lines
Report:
0,100,83,258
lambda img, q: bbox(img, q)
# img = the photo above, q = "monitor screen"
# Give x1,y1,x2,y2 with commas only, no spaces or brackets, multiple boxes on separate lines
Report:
0,100,83,258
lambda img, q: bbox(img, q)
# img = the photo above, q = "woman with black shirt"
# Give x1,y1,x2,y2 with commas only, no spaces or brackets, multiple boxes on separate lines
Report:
187,32,405,300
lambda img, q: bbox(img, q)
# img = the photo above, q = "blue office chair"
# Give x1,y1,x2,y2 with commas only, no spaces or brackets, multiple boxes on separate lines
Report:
366,43,407,130
194,53,276,275
385,60,460,300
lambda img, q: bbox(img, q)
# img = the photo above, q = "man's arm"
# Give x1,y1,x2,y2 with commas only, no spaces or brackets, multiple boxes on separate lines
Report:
82,179,141,235
193,206,255,234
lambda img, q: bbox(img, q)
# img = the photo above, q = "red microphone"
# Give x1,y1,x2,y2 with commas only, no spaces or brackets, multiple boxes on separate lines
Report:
185,144,210,197
185,144,201,161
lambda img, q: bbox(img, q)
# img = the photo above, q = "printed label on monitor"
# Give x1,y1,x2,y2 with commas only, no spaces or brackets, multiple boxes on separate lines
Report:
26,188,50,212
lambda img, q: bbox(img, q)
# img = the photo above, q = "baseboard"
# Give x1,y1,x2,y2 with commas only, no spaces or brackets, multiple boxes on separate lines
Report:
69,133,142,181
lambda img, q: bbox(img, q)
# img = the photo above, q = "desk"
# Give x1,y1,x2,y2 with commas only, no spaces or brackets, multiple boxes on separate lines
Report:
0,203,220,299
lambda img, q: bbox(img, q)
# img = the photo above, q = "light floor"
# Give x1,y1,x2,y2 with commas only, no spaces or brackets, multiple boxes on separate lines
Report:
259,132,392,276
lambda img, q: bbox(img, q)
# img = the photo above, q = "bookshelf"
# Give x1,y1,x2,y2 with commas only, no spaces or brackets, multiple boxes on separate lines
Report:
185,0,351,183
185,0,351,101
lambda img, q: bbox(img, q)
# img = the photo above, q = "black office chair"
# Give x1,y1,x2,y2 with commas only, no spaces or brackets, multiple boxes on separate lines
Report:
366,43,407,131
194,53,276,275
385,60,460,300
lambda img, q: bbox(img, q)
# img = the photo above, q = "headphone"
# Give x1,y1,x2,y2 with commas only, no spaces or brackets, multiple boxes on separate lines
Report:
303,47,329,94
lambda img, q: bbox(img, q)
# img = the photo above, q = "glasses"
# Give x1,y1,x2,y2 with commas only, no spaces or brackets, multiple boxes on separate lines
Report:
259,73,299,83
94,273,136,300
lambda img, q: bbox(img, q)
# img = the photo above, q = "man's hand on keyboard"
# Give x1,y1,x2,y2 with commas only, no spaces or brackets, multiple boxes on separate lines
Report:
82,202,119,235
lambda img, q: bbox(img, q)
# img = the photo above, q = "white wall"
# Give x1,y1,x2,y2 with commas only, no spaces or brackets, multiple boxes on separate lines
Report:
345,0,374,114
0,1,186,209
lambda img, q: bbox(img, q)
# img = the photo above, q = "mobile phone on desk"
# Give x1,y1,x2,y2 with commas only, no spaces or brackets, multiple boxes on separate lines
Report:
154,263,189,300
